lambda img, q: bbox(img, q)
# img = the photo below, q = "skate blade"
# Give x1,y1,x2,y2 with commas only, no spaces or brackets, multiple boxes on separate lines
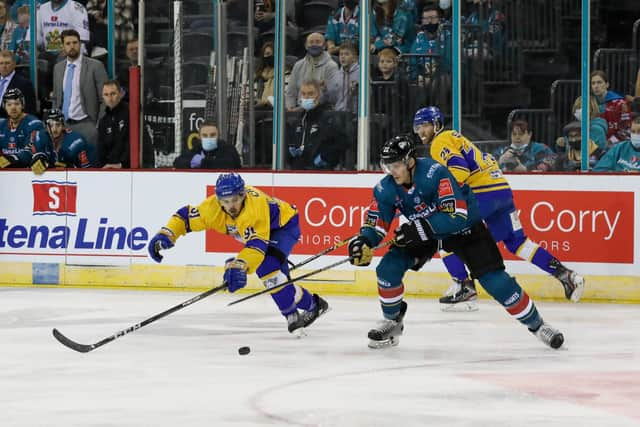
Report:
569,277,585,303
291,327,307,338
440,300,479,312
368,336,400,349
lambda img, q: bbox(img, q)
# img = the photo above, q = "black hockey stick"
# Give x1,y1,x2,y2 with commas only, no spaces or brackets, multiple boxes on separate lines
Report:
287,234,357,270
228,239,395,307
52,283,228,353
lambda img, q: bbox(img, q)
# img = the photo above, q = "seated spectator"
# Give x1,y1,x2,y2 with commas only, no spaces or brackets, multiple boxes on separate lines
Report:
370,0,415,54
0,50,37,117
97,80,129,168
255,41,274,110
285,32,338,111
286,80,346,170
0,1,16,51
590,69,631,144
570,95,608,150
29,109,96,174
173,121,241,169
0,88,44,168
325,0,359,55
9,0,46,23
8,6,29,64
495,118,556,172
593,101,640,172
554,121,605,171
409,4,451,82
372,47,400,82
326,42,359,113
462,0,506,59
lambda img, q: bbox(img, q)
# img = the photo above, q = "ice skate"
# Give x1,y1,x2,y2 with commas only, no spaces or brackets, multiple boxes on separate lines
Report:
300,294,330,329
531,322,564,349
553,266,585,302
439,278,478,312
286,310,306,336
368,301,407,349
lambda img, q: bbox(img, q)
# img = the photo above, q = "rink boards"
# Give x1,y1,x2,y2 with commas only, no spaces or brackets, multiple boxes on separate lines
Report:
1,170,638,302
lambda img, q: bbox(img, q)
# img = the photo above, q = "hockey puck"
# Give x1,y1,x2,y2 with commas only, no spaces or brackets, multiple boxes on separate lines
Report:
238,346,251,355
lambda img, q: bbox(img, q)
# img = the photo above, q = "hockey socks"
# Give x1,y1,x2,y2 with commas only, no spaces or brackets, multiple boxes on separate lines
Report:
377,278,405,319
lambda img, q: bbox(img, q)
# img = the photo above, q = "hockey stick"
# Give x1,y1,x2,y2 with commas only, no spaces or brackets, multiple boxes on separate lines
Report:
52,283,228,353
287,234,358,270
228,239,394,307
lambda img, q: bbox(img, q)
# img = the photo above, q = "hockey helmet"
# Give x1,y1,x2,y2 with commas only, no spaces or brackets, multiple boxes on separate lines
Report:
3,88,25,107
380,134,416,166
413,106,444,133
215,173,245,198
45,109,65,125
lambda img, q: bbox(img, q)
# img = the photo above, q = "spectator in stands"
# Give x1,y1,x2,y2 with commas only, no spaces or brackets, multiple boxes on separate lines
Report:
325,0,360,55
37,0,90,56
255,41,274,110
570,95,608,151
326,42,359,114
116,38,139,97
86,0,135,50
0,1,16,51
462,0,505,59
285,32,338,111
496,118,556,172
593,100,640,173
370,0,415,54
409,5,451,82
286,80,346,170
8,6,29,65
97,80,129,168
635,68,640,99
0,50,36,117
372,47,400,82
0,88,44,169
53,29,108,145
9,0,46,23
554,121,605,172
173,121,241,170
590,70,631,144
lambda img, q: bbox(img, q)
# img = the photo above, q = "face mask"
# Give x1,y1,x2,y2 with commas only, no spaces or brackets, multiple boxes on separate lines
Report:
574,108,582,121
568,138,581,151
510,143,528,153
306,45,324,57
299,98,316,111
631,133,640,149
422,23,439,33
263,55,274,66
439,0,451,9
201,137,218,151
344,0,357,9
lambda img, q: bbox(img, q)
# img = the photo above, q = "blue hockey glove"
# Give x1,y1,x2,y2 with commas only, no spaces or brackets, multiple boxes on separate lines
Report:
348,236,373,266
148,232,174,263
224,258,248,292
395,218,434,249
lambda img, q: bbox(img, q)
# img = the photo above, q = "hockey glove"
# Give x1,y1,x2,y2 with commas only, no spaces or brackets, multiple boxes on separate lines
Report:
224,258,248,292
30,153,49,175
0,154,17,168
348,236,373,266
395,218,434,249
147,232,174,263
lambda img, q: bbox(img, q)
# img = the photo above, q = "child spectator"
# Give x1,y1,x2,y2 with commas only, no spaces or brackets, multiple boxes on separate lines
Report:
554,121,605,171
326,42,359,113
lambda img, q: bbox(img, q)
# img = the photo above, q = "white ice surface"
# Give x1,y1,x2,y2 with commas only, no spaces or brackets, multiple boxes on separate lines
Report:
1,288,639,427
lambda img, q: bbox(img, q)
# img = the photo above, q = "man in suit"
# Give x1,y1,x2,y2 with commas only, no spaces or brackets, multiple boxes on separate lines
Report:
0,50,36,118
52,29,107,145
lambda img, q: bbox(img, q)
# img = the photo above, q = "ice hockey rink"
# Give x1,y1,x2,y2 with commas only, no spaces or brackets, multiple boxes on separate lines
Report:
1,287,639,427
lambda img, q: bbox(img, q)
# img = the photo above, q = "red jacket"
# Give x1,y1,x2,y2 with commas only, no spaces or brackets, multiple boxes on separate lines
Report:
599,91,631,144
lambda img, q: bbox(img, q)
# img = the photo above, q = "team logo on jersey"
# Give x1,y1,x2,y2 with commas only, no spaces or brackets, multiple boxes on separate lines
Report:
243,226,257,240
32,180,77,216
437,178,453,198
51,16,58,22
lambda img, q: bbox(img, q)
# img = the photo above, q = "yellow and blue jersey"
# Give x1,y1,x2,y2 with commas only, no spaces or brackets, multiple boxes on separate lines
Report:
162,185,298,273
429,130,510,195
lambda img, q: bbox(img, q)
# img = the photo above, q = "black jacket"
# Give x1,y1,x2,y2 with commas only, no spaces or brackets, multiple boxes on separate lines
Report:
173,139,241,169
286,103,347,169
97,101,130,167
0,72,37,118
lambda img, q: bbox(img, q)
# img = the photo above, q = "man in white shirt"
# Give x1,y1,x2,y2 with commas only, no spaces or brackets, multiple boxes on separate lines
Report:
37,0,90,55
52,29,107,145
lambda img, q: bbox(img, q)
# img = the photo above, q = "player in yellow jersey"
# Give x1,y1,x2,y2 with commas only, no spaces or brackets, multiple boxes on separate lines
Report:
413,107,584,310
147,172,330,334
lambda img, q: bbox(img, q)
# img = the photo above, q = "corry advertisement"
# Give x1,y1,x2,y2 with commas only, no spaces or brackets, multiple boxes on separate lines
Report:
0,171,638,275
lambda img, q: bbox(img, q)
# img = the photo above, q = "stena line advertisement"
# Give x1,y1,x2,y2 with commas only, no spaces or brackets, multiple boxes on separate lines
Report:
0,171,638,276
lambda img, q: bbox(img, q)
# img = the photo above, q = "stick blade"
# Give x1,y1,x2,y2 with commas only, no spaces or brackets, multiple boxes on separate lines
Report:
52,328,94,353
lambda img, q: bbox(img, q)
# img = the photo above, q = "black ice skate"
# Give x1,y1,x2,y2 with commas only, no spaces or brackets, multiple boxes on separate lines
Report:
368,301,408,349
531,322,564,349
439,278,478,312
552,263,585,302
300,294,330,329
286,310,306,336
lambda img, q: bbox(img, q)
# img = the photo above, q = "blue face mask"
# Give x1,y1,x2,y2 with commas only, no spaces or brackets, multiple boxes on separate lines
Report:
299,98,316,111
630,133,640,149
202,137,218,151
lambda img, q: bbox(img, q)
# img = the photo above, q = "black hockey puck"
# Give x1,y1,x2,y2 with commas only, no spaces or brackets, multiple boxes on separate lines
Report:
238,346,251,355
